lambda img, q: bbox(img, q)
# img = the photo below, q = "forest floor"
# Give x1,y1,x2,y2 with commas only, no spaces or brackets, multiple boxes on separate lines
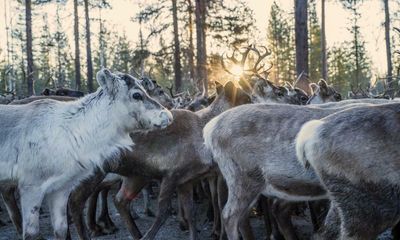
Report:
0,189,393,240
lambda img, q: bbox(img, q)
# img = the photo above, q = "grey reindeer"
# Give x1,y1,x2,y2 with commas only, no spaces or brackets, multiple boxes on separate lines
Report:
0,69,172,240
296,102,400,240
202,93,398,240
212,78,341,240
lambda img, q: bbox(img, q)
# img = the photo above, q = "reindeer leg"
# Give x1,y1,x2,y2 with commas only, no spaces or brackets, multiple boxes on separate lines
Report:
177,182,198,240
1,186,22,234
208,176,220,239
222,176,261,240
239,215,255,240
142,187,155,217
259,196,273,240
47,189,70,240
315,203,341,240
200,178,214,223
87,189,103,237
69,171,105,240
217,175,228,240
140,176,177,240
19,186,45,240
271,200,299,240
177,191,189,231
97,187,118,234
267,198,284,240
114,175,147,239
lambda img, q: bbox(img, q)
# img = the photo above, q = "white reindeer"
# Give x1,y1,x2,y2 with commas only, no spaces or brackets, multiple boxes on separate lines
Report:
0,68,172,239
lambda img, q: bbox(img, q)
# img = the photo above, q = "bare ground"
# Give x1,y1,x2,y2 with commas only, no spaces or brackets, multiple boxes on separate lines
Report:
0,190,393,240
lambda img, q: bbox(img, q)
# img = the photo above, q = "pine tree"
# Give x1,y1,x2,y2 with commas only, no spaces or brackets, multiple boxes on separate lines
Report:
328,44,353,93
53,3,72,88
267,1,296,84
340,0,371,89
208,0,256,47
111,32,133,74
36,13,54,91
308,0,322,81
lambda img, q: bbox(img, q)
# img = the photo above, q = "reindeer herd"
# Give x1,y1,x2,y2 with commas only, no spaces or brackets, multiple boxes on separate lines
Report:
0,47,399,240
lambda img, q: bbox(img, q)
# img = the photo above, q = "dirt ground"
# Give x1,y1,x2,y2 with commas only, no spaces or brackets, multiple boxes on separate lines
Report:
0,190,393,240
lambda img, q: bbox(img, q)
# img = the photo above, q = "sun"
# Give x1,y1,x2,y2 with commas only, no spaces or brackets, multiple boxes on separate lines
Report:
230,65,244,77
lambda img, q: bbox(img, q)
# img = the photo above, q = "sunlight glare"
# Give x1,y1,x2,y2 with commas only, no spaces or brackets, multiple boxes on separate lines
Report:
231,65,244,77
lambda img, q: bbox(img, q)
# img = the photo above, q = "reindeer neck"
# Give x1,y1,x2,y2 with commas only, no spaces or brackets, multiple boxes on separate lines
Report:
59,89,133,166
196,95,230,123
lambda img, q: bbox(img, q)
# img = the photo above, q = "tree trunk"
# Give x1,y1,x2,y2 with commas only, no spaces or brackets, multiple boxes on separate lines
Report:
321,0,327,80
84,0,93,92
195,0,208,96
25,0,34,95
172,0,182,92
187,0,196,85
99,8,106,68
295,0,309,76
383,0,393,96
74,0,81,90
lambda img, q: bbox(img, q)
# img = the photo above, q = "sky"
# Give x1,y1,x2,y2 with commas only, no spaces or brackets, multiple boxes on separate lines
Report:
0,0,398,76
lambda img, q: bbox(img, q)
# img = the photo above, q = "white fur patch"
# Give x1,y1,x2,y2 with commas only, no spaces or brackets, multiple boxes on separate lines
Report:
295,120,324,168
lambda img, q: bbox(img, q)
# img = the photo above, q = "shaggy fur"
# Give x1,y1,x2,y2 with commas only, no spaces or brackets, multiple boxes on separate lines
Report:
202,100,388,240
0,69,172,239
296,103,400,239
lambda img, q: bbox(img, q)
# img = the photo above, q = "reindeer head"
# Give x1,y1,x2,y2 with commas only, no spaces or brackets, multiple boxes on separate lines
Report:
116,73,174,109
284,82,309,105
141,77,174,109
96,68,173,131
307,79,341,104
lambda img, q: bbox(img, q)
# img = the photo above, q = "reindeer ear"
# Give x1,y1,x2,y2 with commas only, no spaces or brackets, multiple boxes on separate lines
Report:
141,77,155,91
224,81,236,99
215,81,223,95
309,83,319,95
238,78,251,93
318,79,328,89
96,68,118,96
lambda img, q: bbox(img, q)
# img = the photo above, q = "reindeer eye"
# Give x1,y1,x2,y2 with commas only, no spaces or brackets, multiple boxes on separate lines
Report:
132,92,143,101
301,96,308,101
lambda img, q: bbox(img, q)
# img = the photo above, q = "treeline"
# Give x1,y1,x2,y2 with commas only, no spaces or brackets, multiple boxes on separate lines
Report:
0,0,399,97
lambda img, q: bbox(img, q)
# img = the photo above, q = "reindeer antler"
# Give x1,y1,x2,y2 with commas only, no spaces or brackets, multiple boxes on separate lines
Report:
167,84,176,98
221,45,251,75
221,45,272,79
167,84,185,98
243,46,272,76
